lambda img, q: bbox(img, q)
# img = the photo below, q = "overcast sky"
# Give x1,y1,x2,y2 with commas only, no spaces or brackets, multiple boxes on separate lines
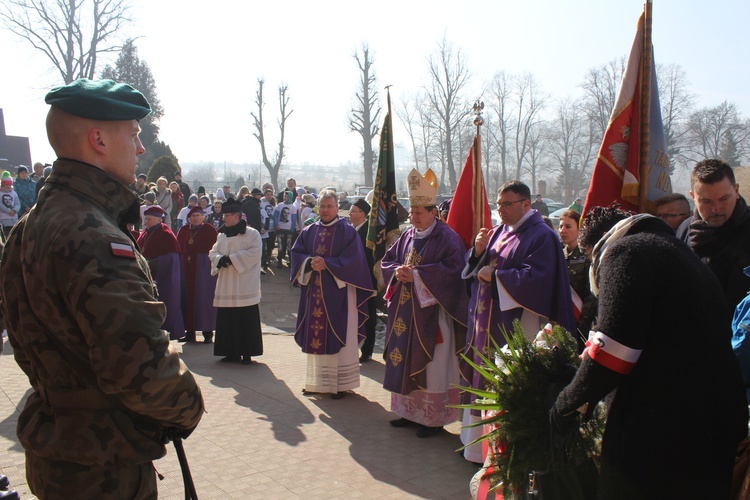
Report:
1,0,748,169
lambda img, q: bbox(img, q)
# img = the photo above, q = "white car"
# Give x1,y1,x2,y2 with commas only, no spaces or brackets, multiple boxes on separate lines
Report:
548,207,568,229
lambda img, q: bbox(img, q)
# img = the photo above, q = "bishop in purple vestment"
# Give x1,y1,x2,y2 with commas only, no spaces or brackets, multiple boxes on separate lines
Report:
381,168,468,436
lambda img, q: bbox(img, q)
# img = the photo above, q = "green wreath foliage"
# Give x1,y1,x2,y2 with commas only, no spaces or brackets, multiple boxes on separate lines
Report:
458,320,605,497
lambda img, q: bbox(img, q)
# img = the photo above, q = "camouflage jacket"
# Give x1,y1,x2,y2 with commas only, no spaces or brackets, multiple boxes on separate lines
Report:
0,158,204,466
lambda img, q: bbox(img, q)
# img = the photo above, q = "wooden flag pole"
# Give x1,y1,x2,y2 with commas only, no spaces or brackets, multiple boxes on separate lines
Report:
638,0,653,213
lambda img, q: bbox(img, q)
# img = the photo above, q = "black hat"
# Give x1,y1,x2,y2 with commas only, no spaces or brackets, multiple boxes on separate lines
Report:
16,165,28,174
353,198,371,216
251,188,263,196
45,78,151,121
220,198,242,214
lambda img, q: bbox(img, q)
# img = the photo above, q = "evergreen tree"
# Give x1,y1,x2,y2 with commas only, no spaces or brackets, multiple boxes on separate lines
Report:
147,156,180,183
101,39,164,168
720,130,741,167
137,141,175,177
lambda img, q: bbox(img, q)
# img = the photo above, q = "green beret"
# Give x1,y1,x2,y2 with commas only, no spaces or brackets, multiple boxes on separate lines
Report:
45,78,151,121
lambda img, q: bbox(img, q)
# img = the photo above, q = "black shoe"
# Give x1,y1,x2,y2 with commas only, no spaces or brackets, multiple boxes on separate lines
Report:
241,357,252,365
416,425,442,438
179,332,196,343
389,418,414,428
203,332,213,344
220,356,240,363
0,490,19,500
331,391,347,399
0,475,8,490
359,353,371,363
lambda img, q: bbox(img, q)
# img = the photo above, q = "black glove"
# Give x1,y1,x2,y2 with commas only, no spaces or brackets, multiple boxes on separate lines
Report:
549,405,578,449
217,255,232,269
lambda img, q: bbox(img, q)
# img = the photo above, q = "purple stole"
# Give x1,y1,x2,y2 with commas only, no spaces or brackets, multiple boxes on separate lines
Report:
471,229,518,361
300,223,344,352
381,221,468,396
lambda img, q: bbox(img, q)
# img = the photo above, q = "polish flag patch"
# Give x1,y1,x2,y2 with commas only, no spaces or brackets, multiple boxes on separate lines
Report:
111,242,136,259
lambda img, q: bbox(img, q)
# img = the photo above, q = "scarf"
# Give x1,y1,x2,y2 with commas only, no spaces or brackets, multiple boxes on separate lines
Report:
689,196,750,258
219,218,247,237
589,213,655,297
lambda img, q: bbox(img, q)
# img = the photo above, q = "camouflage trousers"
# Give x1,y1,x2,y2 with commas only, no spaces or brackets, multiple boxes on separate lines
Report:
26,452,157,499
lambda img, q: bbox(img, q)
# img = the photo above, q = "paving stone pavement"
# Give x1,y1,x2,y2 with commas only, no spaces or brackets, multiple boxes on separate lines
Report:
0,261,479,499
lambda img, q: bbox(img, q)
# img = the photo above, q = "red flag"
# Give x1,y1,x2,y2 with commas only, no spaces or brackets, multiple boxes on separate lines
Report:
446,135,492,250
583,3,671,217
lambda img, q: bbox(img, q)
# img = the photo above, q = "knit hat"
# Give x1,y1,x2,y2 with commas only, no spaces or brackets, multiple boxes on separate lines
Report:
251,188,263,196
188,194,199,204
1,171,12,186
143,192,156,203
16,165,28,174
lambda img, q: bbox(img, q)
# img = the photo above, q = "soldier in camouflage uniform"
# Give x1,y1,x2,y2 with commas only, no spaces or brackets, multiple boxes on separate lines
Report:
0,79,204,499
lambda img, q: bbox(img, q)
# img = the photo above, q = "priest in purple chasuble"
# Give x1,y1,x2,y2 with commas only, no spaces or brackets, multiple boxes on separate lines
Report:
381,168,468,438
459,180,576,463
136,205,185,339
291,191,375,399
176,206,218,343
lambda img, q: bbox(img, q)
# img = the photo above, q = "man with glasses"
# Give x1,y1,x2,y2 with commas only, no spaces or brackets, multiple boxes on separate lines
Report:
460,180,575,464
654,193,691,231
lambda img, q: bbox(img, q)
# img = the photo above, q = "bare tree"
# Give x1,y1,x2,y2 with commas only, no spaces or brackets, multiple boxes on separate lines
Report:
511,72,547,181
396,95,421,168
424,36,471,190
683,101,750,165
545,98,596,200
579,57,626,143
487,71,513,184
251,78,293,192
524,122,548,196
348,43,381,186
1,0,133,84
656,63,695,172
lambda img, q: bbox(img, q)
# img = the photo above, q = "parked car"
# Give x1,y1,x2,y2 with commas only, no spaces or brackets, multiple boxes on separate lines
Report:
548,207,567,229
542,198,565,212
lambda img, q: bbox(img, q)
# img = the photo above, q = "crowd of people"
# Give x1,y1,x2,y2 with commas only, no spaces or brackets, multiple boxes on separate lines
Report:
1,77,749,499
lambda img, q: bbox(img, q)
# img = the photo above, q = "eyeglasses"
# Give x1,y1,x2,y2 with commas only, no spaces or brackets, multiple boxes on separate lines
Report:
496,199,528,209
657,213,690,219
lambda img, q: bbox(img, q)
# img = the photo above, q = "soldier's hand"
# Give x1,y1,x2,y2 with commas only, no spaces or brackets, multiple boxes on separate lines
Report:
474,228,491,256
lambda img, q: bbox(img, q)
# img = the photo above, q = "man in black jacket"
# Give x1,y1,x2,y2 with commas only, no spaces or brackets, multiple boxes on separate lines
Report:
348,198,377,362
680,159,750,310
